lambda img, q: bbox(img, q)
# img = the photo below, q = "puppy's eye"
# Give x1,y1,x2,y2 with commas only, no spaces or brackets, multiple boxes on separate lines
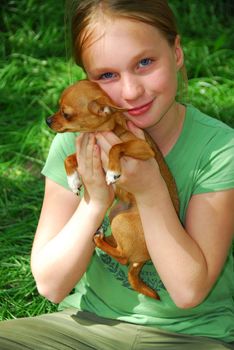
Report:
62,111,70,120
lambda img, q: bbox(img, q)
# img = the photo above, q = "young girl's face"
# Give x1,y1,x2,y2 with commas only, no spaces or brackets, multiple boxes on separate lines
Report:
82,16,183,130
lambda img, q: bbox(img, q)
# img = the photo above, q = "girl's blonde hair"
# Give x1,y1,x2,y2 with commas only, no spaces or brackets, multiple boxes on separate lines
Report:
67,0,187,98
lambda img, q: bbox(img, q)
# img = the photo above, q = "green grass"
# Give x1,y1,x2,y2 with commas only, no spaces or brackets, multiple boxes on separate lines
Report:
0,0,233,321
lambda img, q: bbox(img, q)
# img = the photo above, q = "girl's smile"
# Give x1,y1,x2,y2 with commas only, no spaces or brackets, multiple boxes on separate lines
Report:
127,99,155,117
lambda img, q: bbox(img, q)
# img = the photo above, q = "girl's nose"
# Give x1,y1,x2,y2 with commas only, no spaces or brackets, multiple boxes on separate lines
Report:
121,74,144,101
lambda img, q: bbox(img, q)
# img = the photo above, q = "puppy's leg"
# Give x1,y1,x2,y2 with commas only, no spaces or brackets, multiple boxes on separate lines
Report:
128,262,160,300
94,233,128,265
64,154,82,194
106,140,154,184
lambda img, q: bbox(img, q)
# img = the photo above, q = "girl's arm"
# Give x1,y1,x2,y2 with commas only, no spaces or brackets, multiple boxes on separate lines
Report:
136,181,234,308
31,133,114,303
96,129,234,308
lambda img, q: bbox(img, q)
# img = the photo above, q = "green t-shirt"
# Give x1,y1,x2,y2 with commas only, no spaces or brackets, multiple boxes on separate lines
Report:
42,105,234,342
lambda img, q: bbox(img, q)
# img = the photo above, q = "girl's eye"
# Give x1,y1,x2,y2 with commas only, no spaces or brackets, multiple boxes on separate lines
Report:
99,72,115,80
138,58,152,68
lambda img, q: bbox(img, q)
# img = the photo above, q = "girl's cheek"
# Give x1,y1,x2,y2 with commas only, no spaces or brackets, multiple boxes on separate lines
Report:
98,82,122,105
153,68,177,92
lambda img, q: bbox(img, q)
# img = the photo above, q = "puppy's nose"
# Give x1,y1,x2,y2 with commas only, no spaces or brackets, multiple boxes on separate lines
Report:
46,116,53,126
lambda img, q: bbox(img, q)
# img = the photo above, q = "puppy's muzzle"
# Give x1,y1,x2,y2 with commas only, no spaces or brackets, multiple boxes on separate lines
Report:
46,116,53,127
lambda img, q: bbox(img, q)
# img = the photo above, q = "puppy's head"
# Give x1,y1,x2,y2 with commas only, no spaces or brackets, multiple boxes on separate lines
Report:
46,80,126,133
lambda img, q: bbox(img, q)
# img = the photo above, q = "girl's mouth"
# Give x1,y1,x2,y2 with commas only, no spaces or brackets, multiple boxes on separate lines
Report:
127,99,154,117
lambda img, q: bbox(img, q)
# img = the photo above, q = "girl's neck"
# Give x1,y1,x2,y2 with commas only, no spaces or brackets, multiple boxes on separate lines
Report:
146,102,186,156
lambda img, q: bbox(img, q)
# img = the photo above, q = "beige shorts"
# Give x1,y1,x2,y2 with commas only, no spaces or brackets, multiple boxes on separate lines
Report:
0,308,233,350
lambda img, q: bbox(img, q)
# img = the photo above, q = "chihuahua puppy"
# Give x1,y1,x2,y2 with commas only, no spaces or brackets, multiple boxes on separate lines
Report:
46,80,179,300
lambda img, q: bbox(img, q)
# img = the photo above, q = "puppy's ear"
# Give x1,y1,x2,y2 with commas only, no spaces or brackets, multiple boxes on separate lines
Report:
88,97,127,117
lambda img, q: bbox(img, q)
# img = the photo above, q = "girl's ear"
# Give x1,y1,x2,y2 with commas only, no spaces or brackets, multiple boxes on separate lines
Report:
174,35,184,70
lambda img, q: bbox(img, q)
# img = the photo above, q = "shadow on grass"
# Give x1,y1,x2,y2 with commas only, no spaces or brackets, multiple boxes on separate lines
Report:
0,175,58,320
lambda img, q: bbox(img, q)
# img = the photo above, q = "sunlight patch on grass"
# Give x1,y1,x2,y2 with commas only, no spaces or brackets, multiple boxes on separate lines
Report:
188,77,234,126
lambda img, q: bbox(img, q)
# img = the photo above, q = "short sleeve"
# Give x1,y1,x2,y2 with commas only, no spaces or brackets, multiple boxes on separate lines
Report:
193,130,234,194
41,133,77,190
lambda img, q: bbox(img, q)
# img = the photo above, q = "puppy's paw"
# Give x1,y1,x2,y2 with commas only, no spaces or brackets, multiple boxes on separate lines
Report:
67,172,82,195
95,226,104,235
93,232,104,246
106,170,121,185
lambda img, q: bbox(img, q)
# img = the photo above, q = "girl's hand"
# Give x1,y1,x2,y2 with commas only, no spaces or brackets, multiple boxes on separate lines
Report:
76,133,115,210
95,122,162,197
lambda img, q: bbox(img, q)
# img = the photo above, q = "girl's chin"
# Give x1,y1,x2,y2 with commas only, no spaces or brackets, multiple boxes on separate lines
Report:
126,113,157,129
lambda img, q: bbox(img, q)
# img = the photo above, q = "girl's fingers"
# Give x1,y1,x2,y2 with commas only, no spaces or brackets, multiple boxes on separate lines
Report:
95,133,116,171
76,131,124,176
76,133,87,162
93,144,104,174
85,133,96,175
99,131,121,144
95,132,121,156
76,133,93,174
100,148,109,172
75,133,82,154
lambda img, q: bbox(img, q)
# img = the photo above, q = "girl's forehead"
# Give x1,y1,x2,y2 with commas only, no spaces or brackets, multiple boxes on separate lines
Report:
81,17,164,66
84,15,158,41
80,14,113,52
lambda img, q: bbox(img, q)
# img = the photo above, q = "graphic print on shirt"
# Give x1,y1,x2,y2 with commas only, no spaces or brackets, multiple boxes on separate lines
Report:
96,216,166,293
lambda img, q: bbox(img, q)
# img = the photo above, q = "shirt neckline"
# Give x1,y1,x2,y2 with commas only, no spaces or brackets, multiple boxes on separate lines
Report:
165,104,193,161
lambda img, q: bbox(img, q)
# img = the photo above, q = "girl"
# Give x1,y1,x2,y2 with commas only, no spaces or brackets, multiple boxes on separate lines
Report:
0,1,233,349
